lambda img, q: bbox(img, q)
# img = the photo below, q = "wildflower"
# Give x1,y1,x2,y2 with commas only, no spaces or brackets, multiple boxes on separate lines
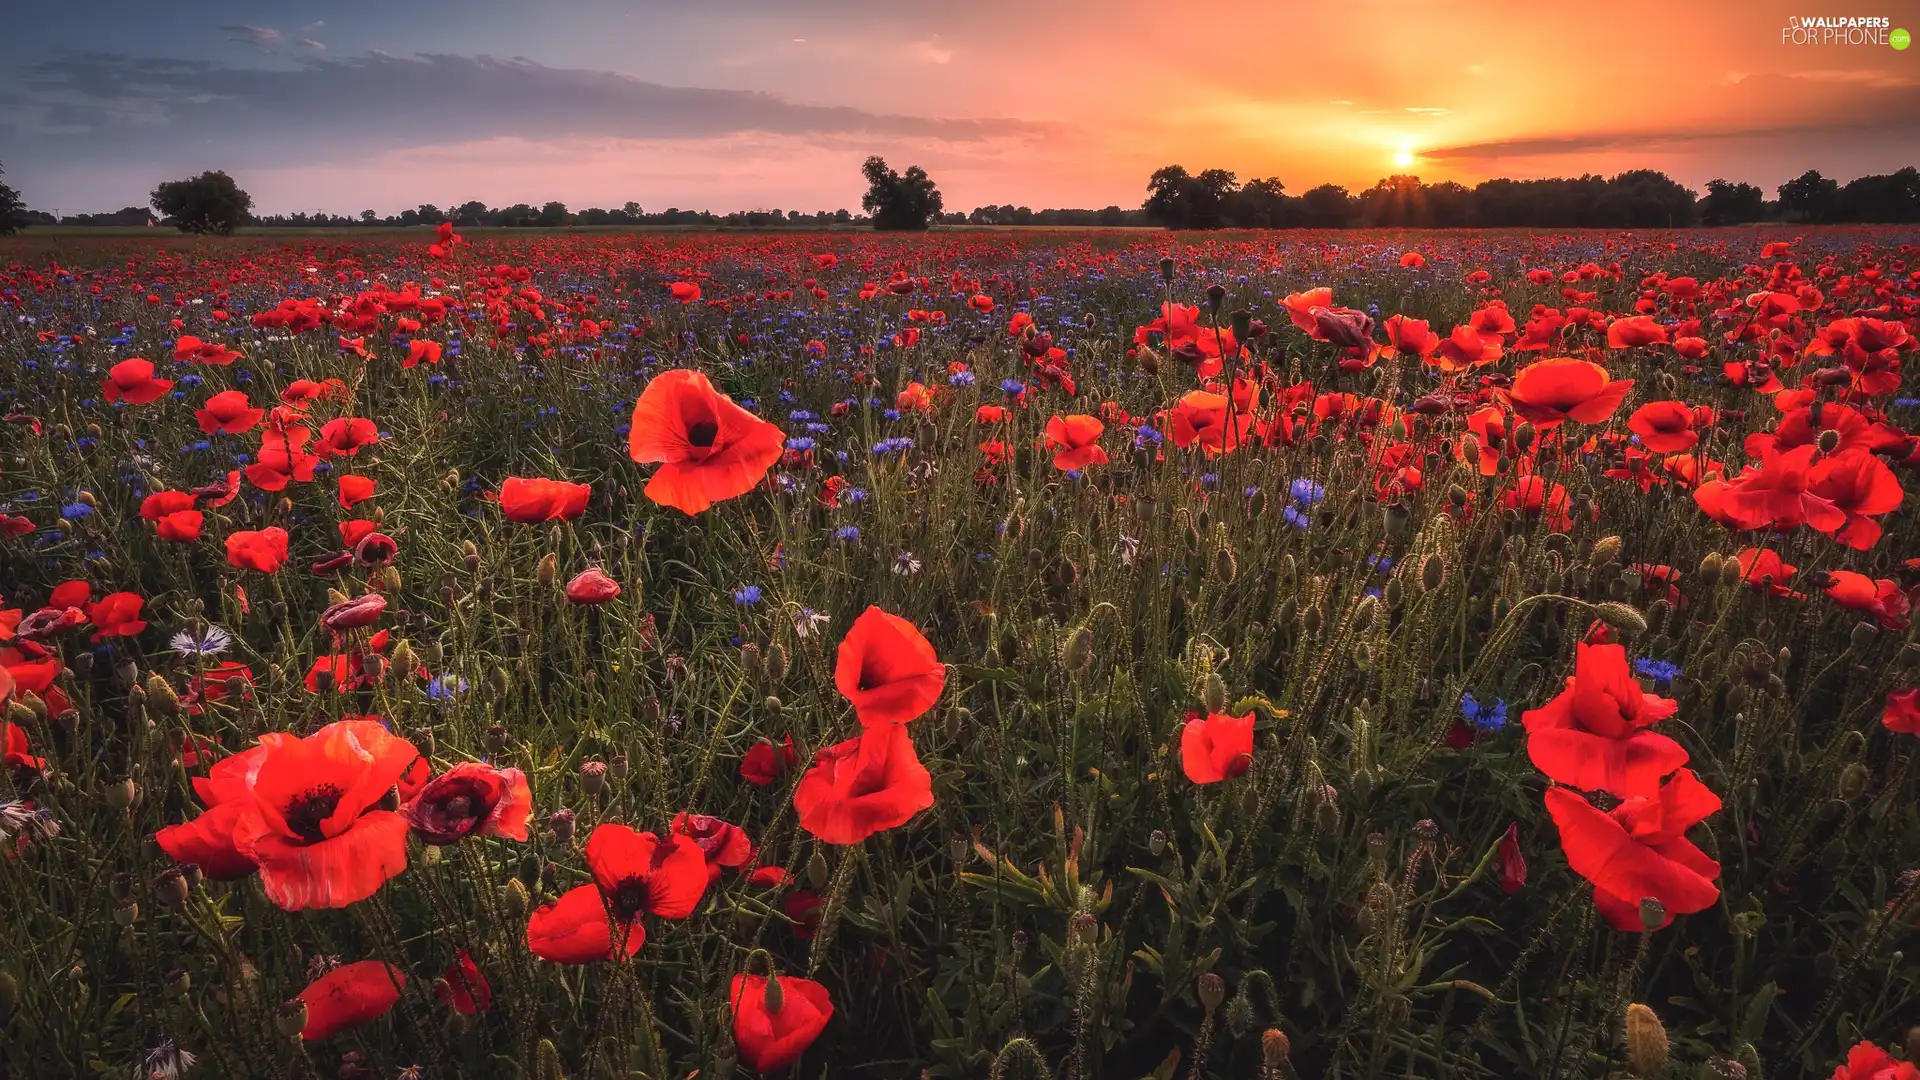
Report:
136,1039,198,1080
793,607,829,638
1508,357,1633,428
1497,823,1527,894
1545,768,1721,931
295,960,405,1040
1113,534,1140,566
1626,401,1699,453
100,359,174,405
1883,689,1920,735
794,722,934,844
835,525,861,543
435,950,491,1015
741,735,798,786
892,551,922,576
628,369,784,515
1044,415,1109,471
1289,478,1325,506
1461,692,1508,733
734,585,763,606
835,606,945,727
402,762,532,845
425,675,468,701
525,824,708,963
169,625,233,657
1521,643,1684,798
1632,657,1681,691
225,528,290,574
1180,711,1255,783
565,568,622,605
498,477,591,523
194,390,265,436
731,974,834,1073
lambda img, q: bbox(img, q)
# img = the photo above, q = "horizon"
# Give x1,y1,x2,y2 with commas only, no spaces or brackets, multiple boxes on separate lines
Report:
4,0,1919,217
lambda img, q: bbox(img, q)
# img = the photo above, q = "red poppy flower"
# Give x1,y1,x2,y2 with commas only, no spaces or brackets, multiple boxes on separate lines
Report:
435,950,491,1014
1381,314,1440,360
1693,446,1844,534
741,735,798,786
337,475,376,509
498,476,591,523
627,369,785,515
565,568,622,605
1605,315,1669,349
1883,688,1920,735
315,417,380,458
101,359,174,405
280,378,349,411
404,339,443,368
402,761,532,845
1181,710,1255,783
226,527,290,573
297,960,405,1040
194,390,265,435
1808,450,1903,550
794,722,934,844
247,425,319,491
1822,570,1910,630
1500,475,1573,531
731,974,834,1073
174,335,243,366
1826,1041,1920,1080
224,718,422,909
526,825,708,963
671,811,754,884
84,592,146,641
669,281,701,303
1545,769,1721,931
1508,358,1633,428
1167,390,1254,454
1521,642,1685,798
834,606,945,727
5,713,45,773
1044,415,1108,471
1431,325,1502,372
1626,402,1698,453
1733,548,1798,596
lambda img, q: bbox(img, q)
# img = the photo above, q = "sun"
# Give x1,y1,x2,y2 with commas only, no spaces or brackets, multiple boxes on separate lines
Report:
1392,147,1416,168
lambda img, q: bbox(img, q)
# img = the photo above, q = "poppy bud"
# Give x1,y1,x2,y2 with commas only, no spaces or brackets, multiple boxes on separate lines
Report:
1623,1003,1668,1078
548,808,576,846
1303,606,1324,635
536,1039,562,1080
144,674,180,716
766,643,790,683
1720,557,1744,589
462,541,481,573
1159,257,1176,283
1419,554,1447,594
1203,672,1227,715
564,567,621,605
1513,422,1536,453
1205,283,1226,312
807,850,830,891
1316,787,1342,834
107,778,139,809
1838,762,1869,800
1229,308,1252,342
1590,535,1622,567
536,552,559,587
1212,547,1238,584
500,879,529,917
1594,602,1647,639
762,971,784,1014
1060,625,1093,675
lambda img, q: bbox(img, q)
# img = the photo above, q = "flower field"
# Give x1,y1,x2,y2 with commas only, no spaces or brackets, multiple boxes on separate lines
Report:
3,225,1920,1080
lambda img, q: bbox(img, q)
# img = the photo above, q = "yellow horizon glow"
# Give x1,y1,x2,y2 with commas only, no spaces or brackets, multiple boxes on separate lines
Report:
1392,148,1416,168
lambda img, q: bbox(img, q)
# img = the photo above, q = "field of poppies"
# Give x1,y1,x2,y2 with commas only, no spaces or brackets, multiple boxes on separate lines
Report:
3,225,1920,1080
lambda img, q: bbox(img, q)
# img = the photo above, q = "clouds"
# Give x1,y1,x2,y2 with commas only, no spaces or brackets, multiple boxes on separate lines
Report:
216,25,282,48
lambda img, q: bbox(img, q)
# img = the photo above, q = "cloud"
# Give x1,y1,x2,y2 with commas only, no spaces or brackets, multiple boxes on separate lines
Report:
5,50,1047,155
296,39,325,52
216,25,282,48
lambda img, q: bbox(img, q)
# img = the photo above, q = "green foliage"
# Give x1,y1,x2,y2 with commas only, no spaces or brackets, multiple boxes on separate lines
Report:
150,171,254,235
862,156,945,231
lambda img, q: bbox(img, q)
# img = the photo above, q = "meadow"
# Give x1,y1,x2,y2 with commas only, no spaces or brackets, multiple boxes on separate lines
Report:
1,225,1918,1080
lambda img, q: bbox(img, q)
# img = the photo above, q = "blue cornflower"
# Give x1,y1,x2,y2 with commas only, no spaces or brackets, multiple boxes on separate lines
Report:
999,378,1026,396
60,503,93,520
1369,554,1394,573
1461,692,1508,732
785,436,815,452
426,675,470,701
835,525,861,542
733,585,763,606
1634,657,1681,690
1289,478,1325,506
949,370,976,387
1283,505,1312,531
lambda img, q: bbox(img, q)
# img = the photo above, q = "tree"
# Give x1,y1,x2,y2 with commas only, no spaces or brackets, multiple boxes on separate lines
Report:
1777,170,1838,223
150,170,253,235
1299,184,1355,228
860,157,944,230
359,209,377,223
0,163,27,235
1698,179,1765,226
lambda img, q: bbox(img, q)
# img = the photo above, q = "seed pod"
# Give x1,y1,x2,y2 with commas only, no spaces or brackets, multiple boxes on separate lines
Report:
276,998,310,1039
536,552,559,587
1637,898,1667,933
1623,1003,1669,1078
1262,1029,1292,1070
1353,594,1378,633
1850,621,1877,651
1591,535,1623,566
1594,602,1648,638
1196,972,1225,1013
1225,987,1254,1035
1420,553,1447,593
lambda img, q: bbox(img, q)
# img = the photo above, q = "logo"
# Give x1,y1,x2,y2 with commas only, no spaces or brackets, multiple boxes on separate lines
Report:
1781,14,1901,45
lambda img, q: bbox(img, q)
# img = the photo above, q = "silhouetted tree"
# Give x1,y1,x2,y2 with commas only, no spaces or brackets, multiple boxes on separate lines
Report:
0,163,26,235
150,170,253,235
537,201,571,227
1834,167,1920,223
861,157,944,230
1698,179,1766,226
1777,170,1838,223
1299,184,1355,227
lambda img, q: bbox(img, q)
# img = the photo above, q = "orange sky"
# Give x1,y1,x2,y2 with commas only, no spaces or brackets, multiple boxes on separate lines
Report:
6,0,1918,212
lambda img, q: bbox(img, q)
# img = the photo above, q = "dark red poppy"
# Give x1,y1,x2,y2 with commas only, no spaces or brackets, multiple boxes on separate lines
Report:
84,592,146,641
1180,710,1255,783
731,974,834,1073
627,369,785,515
1822,570,1910,630
498,476,591,523
403,761,532,845
297,960,405,1040
1521,642,1685,798
565,568,622,605
1545,768,1721,931
1693,446,1844,533
1883,688,1920,735
435,949,491,1014
793,722,934,844
315,417,380,458
526,825,708,964
1826,1041,1920,1080
671,812,754,884
834,607,945,727
1498,823,1527,894
741,735,798,786
1808,450,1903,550
225,527,290,573
1626,402,1698,453
1508,358,1633,428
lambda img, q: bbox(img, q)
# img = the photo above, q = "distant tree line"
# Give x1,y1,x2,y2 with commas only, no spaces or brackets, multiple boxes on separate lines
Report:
1141,165,1920,228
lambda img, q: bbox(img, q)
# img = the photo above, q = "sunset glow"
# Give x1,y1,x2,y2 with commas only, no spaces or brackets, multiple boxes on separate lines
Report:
3,0,1918,213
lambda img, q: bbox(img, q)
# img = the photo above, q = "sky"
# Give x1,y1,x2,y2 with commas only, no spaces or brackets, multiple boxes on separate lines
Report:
3,0,1918,216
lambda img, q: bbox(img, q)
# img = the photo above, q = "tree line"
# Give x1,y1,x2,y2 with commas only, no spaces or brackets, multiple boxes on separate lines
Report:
1140,165,1920,229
